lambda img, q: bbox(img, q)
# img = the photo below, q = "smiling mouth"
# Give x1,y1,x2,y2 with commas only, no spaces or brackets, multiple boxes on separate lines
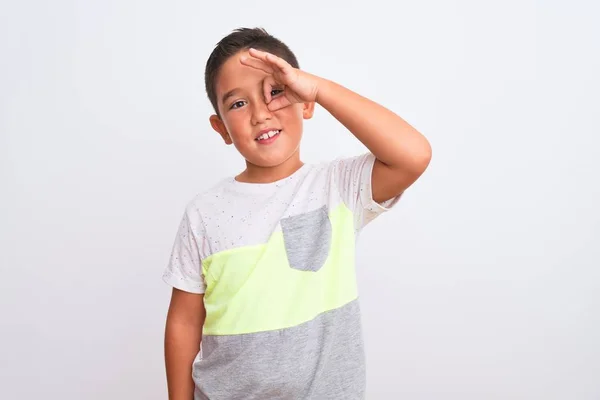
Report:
255,129,281,141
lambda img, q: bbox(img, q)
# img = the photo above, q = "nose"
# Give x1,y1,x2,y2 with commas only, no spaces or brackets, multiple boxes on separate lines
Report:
250,100,272,125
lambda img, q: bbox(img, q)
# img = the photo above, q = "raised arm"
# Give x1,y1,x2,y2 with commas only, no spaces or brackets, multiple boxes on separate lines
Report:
241,48,431,203
315,78,431,203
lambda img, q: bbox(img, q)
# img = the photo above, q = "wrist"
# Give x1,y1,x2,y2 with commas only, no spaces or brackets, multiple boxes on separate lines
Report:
314,76,337,106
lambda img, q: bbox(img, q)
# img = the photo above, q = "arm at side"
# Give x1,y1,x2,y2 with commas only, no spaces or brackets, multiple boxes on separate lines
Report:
164,288,206,400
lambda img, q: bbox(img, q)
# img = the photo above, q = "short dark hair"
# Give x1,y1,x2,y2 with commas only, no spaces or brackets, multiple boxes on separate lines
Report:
204,27,299,116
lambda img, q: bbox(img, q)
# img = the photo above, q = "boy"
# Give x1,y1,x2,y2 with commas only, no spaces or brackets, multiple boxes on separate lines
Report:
163,27,431,400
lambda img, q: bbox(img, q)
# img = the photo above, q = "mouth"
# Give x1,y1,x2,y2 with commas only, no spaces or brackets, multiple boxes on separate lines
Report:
255,129,281,143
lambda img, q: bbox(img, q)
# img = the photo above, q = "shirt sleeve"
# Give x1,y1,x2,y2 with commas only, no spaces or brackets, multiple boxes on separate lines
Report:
332,152,402,230
162,209,207,294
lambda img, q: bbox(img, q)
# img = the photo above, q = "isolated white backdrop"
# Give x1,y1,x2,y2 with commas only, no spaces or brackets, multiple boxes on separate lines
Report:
1,0,599,399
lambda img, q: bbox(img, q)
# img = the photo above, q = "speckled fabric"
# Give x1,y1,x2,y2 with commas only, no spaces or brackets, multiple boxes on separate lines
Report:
163,152,400,399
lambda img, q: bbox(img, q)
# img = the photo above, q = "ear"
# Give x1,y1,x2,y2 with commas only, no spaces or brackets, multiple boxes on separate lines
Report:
302,102,315,120
210,114,233,145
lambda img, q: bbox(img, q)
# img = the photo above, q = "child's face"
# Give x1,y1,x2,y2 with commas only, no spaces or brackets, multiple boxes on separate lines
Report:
210,50,314,169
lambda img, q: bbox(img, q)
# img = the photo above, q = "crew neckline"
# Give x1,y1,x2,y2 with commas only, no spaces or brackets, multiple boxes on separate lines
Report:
227,163,310,193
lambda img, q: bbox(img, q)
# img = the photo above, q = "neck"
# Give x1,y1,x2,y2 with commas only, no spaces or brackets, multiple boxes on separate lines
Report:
236,153,304,184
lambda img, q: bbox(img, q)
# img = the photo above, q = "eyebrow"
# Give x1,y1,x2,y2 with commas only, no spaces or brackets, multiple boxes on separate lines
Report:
221,88,240,105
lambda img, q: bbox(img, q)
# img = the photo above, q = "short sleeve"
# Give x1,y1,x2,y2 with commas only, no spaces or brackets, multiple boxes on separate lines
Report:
332,152,402,230
162,210,207,294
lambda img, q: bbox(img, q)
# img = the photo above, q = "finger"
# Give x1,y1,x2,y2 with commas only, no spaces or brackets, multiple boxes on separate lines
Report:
267,96,292,112
239,55,274,74
262,76,277,104
249,48,293,74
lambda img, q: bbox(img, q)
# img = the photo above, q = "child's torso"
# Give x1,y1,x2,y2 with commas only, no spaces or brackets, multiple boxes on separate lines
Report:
190,162,366,399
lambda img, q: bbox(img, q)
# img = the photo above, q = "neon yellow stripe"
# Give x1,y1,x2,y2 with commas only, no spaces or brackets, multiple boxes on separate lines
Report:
201,203,356,335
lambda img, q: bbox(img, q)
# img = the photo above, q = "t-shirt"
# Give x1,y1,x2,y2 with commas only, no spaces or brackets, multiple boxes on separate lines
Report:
163,152,401,400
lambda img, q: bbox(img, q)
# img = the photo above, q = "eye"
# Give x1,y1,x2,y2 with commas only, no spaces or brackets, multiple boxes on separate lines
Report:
271,88,284,96
230,100,246,110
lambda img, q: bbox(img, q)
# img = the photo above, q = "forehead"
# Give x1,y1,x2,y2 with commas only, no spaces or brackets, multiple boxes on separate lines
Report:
215,50,269,97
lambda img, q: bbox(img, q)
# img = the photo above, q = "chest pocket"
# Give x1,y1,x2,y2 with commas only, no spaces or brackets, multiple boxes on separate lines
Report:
280,205,332,272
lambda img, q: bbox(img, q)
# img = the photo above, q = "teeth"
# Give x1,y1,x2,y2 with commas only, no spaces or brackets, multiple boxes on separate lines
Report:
257,130,280,141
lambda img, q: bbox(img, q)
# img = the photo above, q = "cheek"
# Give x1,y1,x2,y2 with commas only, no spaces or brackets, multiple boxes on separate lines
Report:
222,114,246,136
277,107,304,127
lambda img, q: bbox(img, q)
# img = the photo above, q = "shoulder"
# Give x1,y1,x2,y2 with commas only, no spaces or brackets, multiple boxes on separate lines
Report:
180,177,234,228
329,152,374,171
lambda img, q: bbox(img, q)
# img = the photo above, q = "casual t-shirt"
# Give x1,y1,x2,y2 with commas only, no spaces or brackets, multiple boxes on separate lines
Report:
163,152,401,400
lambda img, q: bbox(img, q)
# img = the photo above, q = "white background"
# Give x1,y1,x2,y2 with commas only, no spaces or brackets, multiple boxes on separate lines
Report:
1,0,599,399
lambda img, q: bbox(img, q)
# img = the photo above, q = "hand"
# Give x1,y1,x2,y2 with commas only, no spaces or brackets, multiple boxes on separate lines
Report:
240,48,320,111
